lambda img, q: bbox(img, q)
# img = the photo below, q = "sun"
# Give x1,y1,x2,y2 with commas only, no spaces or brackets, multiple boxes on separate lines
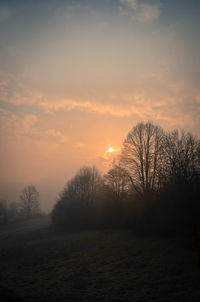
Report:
107,147,116,153
104,146,120,160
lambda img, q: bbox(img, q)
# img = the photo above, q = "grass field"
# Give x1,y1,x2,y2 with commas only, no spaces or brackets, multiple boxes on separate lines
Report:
0,217,200,301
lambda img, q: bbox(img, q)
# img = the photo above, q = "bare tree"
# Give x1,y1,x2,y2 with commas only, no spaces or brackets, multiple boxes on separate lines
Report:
52,166,102,227
104,164,129,204
161,130,200,185
156,130,200,236
20,186,40,218
121,122,164,196
66,166,102,205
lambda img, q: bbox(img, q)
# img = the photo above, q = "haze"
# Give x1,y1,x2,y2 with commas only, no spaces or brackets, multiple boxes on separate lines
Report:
0,0,200,211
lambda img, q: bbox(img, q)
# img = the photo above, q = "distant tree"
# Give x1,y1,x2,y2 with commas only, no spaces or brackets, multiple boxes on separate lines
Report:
121,122,164,196
20,186,40,218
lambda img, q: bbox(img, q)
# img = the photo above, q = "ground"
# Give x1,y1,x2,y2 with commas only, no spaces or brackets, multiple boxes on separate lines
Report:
0,217,200,301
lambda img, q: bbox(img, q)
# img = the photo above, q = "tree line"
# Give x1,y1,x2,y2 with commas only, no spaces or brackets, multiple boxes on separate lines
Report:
0,186,41,225
52,122,200,235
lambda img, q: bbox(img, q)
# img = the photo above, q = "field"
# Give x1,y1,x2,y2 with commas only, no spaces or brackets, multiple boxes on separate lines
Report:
0,217,200,301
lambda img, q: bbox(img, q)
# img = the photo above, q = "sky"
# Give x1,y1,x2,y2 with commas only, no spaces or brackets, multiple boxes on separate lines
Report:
0,0,200,211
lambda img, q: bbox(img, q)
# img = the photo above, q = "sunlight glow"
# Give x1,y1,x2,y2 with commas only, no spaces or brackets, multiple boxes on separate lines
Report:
107,147,116,153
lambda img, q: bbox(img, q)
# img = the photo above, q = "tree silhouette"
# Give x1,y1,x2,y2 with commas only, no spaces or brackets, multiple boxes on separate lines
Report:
52,166,102,227
158,130,200,235
161,130,200,186
51,122,200,234
20,186,40,218
121,122,163,196
65,166,102,206
104,164,129,204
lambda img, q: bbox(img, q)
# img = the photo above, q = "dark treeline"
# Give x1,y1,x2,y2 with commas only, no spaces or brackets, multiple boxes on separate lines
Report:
52,122,200,236
0,186,42,225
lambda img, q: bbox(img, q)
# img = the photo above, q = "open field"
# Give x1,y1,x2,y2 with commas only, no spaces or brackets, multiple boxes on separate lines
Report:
0,217,200,301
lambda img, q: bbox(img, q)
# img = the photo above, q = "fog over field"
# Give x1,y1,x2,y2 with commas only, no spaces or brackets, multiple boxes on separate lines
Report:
0,218,200,302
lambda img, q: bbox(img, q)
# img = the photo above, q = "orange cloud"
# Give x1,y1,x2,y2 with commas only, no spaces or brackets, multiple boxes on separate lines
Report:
46,128,69,143
40,97,149,118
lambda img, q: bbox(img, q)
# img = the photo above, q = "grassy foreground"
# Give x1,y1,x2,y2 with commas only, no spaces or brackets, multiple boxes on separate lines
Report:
0,217,200,301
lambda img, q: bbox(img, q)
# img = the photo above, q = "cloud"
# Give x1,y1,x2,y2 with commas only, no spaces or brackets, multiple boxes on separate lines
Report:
40,98,145,118
0,72,45,106
23,114,38,134
0,108,69,144
46,128,69,143
137,3,161,22
0,109,40,139
0,57,200,136
120,0,137,10
1,83,199,136
120,0,161,22
39,94,199,132
0,108,18,133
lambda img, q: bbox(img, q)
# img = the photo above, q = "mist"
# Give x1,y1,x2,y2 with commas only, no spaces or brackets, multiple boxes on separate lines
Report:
0,1,200,301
